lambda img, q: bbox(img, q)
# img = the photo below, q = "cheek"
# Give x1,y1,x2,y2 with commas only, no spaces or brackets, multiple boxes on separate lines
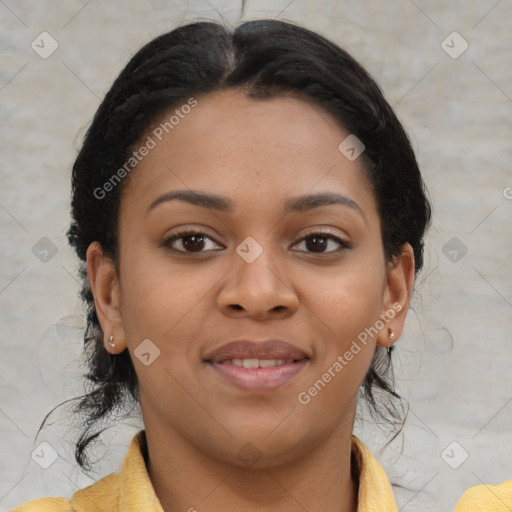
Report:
305,254,385,396
324,277,383,340
313,256,385,341
119,256,162,333
119,245,204,338
298,273,382,426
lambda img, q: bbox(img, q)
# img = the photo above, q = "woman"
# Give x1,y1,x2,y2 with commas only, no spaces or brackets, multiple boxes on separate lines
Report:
12,18,431,511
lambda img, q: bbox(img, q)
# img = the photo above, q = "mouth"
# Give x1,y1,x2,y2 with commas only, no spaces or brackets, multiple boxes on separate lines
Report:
203,339,310,393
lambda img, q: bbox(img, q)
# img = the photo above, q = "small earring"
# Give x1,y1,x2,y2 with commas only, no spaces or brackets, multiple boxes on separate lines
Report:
388,329,395,340
107,335,116,348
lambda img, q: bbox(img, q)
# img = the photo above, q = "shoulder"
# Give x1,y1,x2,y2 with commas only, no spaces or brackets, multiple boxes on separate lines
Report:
9,497,72,511
8,472,121,512
455,479,512,511
9,430,145,512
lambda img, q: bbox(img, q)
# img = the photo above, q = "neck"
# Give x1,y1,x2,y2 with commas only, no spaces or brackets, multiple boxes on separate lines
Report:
144,423,359,512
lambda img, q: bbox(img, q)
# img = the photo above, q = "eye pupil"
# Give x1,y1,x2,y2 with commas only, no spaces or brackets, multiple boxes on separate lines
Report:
306,235,328,253
183,234,205,252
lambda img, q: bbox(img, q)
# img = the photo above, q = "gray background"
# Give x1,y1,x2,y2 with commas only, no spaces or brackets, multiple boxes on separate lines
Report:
1,1,511,511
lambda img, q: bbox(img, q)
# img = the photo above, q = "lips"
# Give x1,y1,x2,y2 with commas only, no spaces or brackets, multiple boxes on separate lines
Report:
203,339,309,364
203,339,310,393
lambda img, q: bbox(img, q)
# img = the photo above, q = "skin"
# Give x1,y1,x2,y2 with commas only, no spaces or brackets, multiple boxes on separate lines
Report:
87,88,415,512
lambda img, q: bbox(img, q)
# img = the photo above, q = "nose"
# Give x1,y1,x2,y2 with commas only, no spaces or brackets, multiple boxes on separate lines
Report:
217,243,299,320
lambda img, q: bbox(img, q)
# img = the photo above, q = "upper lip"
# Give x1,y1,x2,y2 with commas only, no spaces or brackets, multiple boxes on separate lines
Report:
204,339,309,363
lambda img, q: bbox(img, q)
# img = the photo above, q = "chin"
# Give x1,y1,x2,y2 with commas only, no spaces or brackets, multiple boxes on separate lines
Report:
213,421,317,469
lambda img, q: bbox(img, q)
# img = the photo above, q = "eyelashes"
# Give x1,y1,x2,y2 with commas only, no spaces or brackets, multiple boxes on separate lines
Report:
161,228,351,256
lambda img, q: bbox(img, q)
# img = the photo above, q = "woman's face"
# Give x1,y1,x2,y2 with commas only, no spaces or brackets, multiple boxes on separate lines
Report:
88,88,413,468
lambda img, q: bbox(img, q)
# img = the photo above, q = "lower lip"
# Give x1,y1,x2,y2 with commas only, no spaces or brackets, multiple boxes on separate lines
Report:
207,361,308,392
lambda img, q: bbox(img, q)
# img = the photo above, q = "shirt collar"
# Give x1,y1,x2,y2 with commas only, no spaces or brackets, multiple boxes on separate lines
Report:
351,435,398,512
70,430,397,512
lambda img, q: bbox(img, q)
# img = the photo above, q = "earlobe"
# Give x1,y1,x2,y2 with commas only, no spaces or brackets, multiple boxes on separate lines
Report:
377,243,415,347
86,241,126,354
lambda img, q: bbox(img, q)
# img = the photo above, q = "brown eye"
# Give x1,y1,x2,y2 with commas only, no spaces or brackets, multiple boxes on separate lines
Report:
161,229,222,253
293,232,350,254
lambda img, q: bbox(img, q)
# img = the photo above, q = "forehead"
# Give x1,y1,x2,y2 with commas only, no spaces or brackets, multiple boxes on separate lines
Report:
120,89,377,220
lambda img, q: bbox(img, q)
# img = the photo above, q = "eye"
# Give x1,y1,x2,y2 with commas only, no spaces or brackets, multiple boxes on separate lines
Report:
292,230,350,255
161,228,223,253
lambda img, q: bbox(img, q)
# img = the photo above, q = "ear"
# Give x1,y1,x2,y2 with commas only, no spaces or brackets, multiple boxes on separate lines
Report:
86,241,127,354
376,243,415,347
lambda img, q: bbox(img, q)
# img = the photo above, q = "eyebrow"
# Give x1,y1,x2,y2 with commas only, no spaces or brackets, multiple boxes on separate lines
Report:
147,189,366,222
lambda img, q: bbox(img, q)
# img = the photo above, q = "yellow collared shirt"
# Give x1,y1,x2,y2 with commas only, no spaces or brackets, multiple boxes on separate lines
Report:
11,431,398,512
454,479,512,511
